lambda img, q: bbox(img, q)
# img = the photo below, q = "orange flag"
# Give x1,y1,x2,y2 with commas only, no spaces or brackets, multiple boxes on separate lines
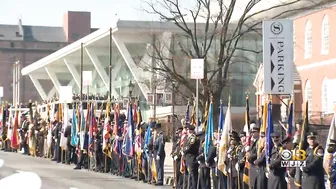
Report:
11,110,19,149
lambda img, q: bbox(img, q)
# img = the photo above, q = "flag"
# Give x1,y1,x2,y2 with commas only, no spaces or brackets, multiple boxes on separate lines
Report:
218,100,224,134
71,105,78,147
204,102,214,160
286,102,294,137
46,104,53,149
202,101,209,131
324,114,336,176
124,103,134,157
265,101,274,168
60,104,69,150
103,100,111,155
258,102,268,157
180,103,190,174
79,103,86,150
294,101,309,187
10,109,19,149
190,101,196,126
89,103,97,154
243,95,250,188
113,104,120,135
218,99,232,175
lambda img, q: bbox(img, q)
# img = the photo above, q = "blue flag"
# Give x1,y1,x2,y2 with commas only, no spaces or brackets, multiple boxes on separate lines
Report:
70,106,78,147
266,102,274,166
287,102,293,137
124,104,134,157
204,103,214,160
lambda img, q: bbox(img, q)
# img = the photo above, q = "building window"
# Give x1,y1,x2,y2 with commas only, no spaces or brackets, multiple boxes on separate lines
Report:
293,25,296,61
10,42,15,48
304,21,312,59
321,15,329,54
321,77,328,114
304,80,312,117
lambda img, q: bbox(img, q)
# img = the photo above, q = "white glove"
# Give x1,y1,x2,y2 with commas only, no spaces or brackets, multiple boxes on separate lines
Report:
300,167,303,172
115,136,119,140
214,157,217,162
227,154,232,159
245,146,250,152
198,161,201,165
35,131,38,134
266,172,269,178
228,168,231,173
285,177,289,183
235,163,239,171
156,155,160,160
181,151,184,156
141,149,143,153
174,156,178,161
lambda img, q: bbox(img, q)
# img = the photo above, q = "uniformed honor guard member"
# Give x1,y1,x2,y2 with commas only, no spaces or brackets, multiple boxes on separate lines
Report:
246,123,260,189
20,112,29,155
301,132,325,189
196,130,210,189
237,131,246,188
171,125,183,189
226,130,240,189
183,124,199,189
154,122,165,186
254,132,267,189
327,139,336,189
268,131,287,189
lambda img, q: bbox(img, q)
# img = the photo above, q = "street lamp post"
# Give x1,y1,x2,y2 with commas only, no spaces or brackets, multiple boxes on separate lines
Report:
172,81,177,142
128,80,135,101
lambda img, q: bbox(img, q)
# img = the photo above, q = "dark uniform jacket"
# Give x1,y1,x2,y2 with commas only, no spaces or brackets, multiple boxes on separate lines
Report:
206,144,217,168
247,139,259,188
196,141,206,168
268,146,287,189
301,144,325,189
183,133,200,166
225,145,239,178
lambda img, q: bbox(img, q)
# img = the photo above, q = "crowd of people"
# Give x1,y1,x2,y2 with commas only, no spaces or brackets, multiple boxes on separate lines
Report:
0,99,334,189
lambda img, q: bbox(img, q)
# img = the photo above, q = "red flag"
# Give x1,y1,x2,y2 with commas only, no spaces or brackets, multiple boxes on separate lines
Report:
11,110,19,149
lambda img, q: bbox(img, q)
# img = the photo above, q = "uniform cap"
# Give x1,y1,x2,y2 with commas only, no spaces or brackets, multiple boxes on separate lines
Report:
307,131,317,138
239,131,246,137
155,123,161,129
187,124,195,130
270,131,280,138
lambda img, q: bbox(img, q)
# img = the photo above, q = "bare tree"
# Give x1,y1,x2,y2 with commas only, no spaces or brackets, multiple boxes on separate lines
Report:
141,0,329,119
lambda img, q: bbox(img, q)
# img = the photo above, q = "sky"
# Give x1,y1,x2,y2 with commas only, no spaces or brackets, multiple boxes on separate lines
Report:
0,0,290,28
0,0,161,28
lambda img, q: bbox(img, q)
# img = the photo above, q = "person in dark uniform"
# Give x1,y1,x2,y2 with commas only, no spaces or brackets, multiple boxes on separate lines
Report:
171,125,183,189
327,139,336,189
254,132,267,189
20,112,29,155
301,132,325,189
237,131,246,189
196,130,210,189
146,121,155,184
268,131,287,189
63,120,72,164
182,124,199,189
206,136,218,189
226,130,241,189
52,121,62,163
154,122,166,186
96,123,103,172
246,123,260,189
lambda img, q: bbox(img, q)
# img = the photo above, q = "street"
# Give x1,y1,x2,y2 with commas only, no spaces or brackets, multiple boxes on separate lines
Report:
0,151,170,189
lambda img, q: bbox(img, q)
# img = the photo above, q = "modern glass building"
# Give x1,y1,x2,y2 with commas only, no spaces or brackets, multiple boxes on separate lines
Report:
21,20,261,119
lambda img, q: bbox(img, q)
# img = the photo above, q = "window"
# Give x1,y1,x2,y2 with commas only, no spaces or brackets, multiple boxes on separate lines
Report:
304,21,312,59
321,15,329,54
10,42,15,48
304,80,312,117
321,77,328,114
293,25,296,61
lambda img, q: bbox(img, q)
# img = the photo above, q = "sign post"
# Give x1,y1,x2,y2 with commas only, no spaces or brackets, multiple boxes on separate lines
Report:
263,19,294,128
191,59,204,127
263,20,294,95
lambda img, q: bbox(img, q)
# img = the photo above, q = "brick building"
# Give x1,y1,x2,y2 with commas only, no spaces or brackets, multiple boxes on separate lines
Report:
294,4,336,125
0,11,96,103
